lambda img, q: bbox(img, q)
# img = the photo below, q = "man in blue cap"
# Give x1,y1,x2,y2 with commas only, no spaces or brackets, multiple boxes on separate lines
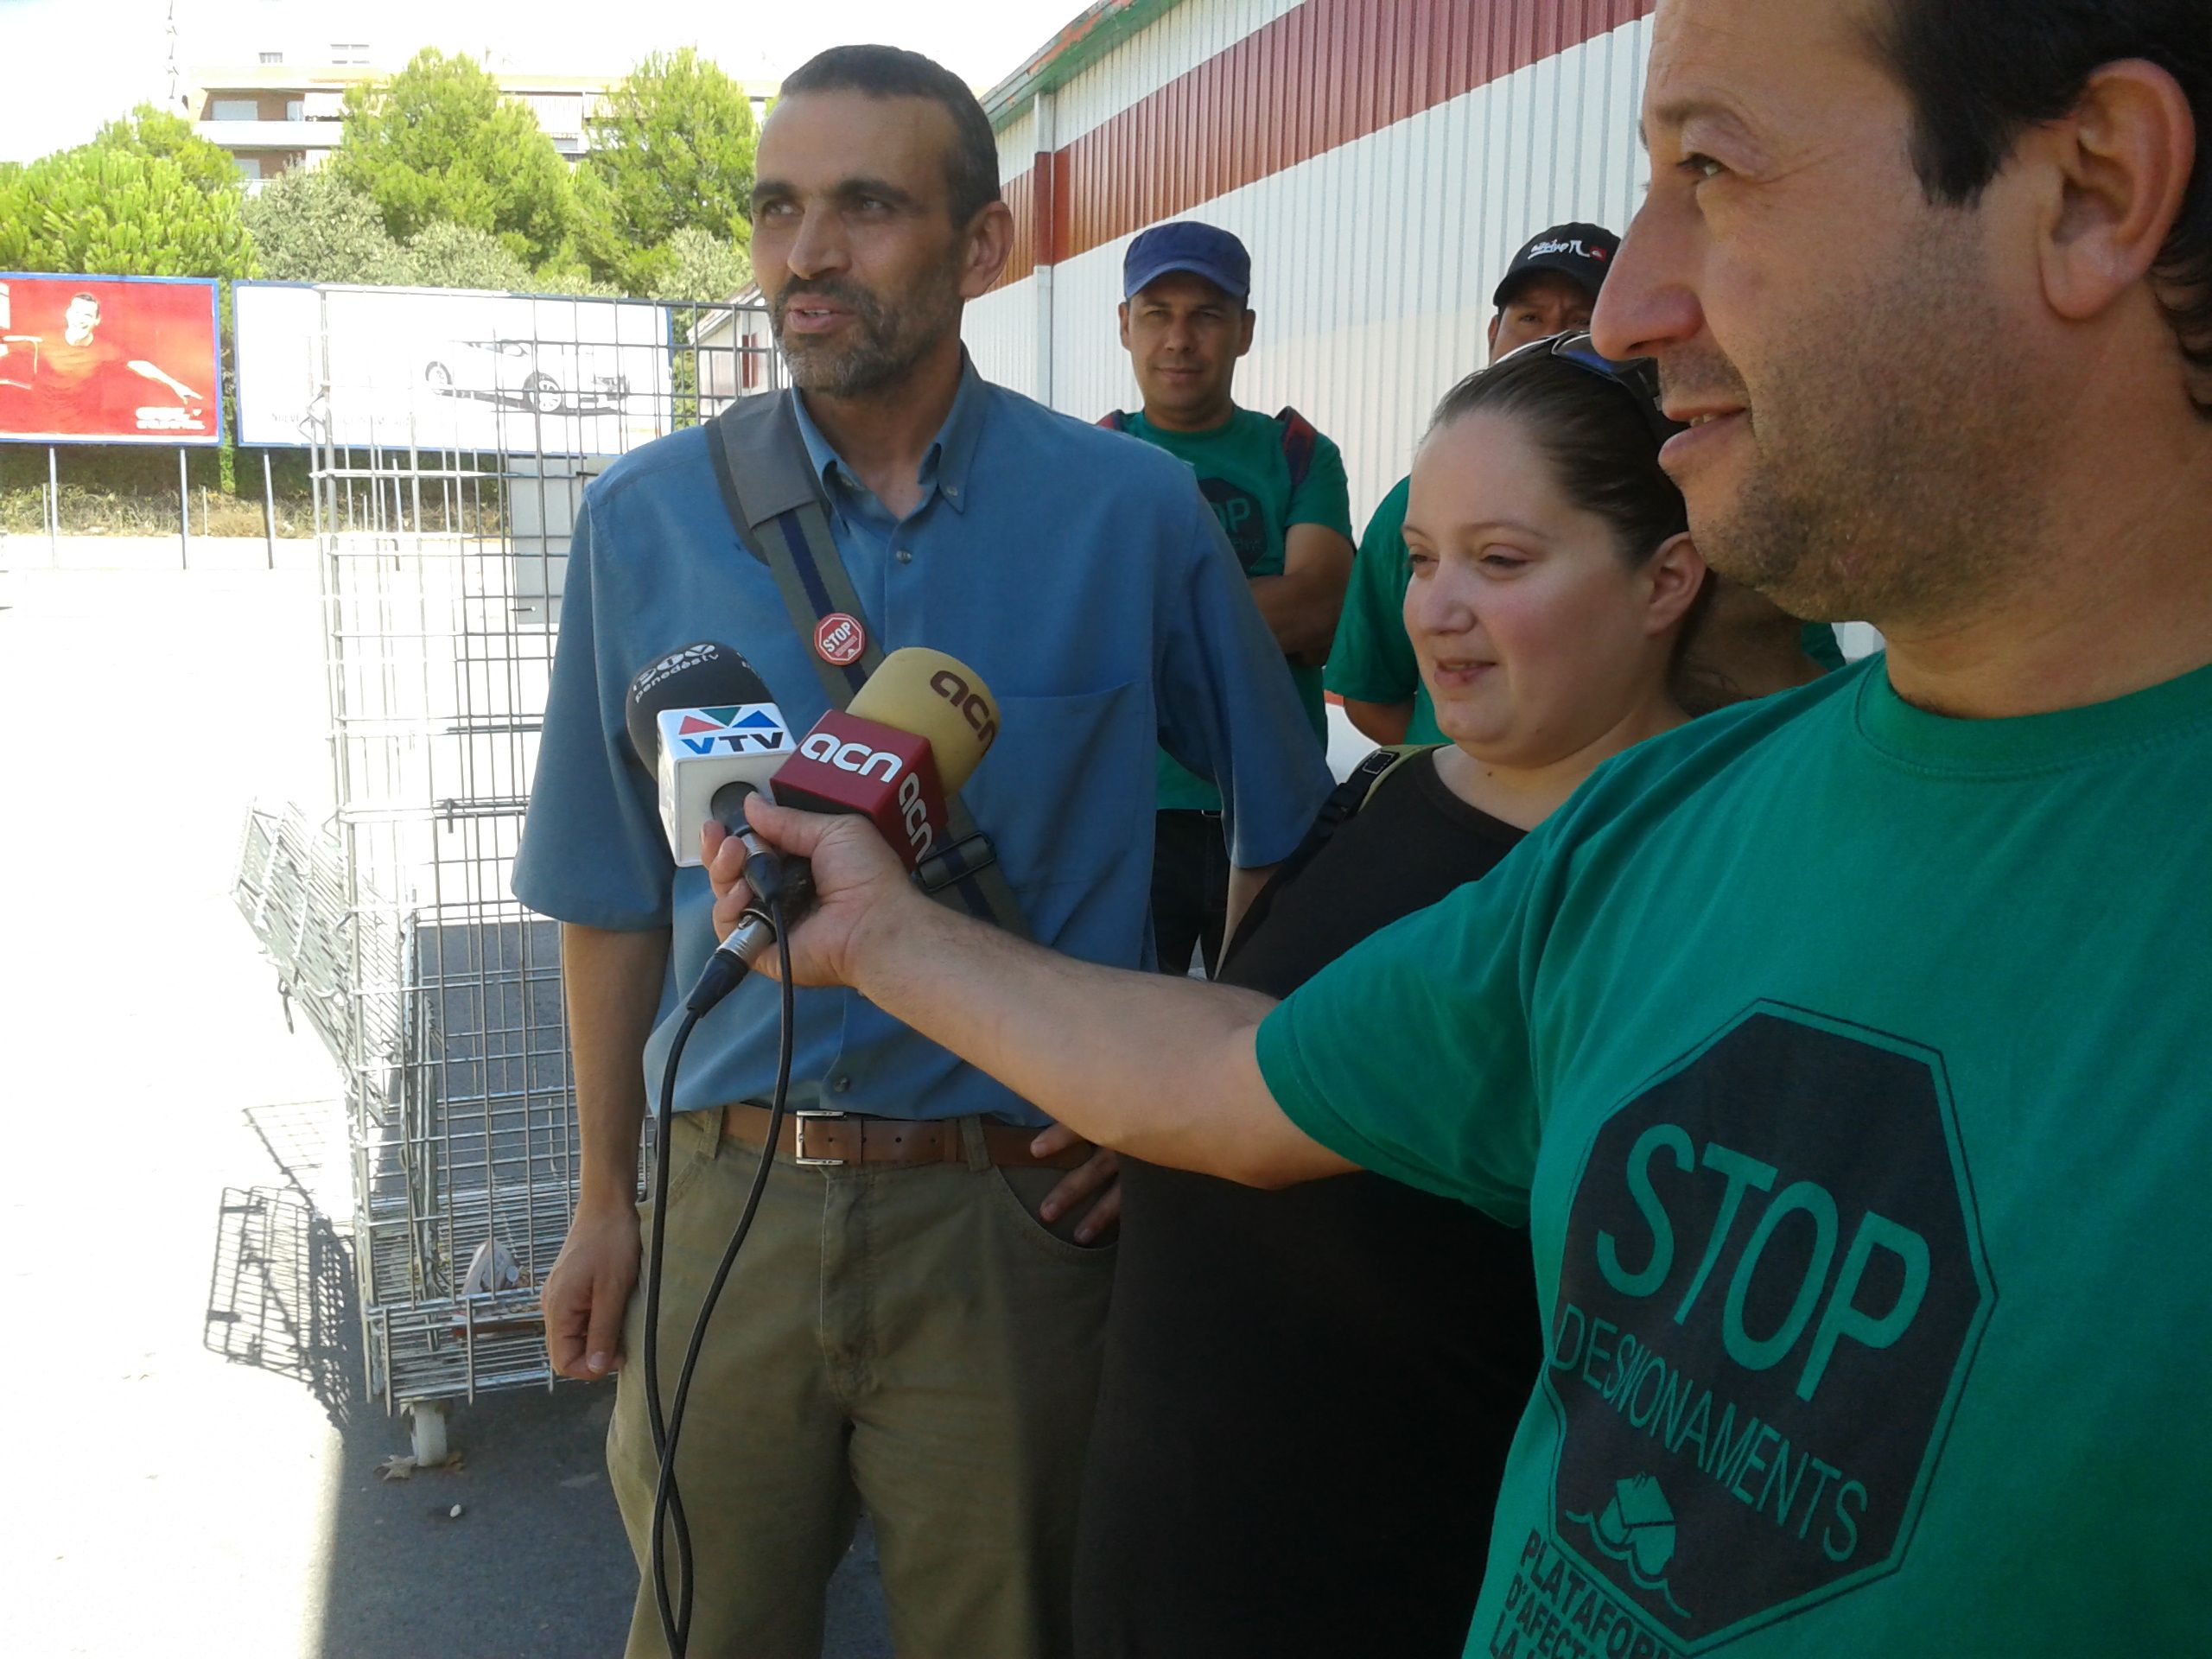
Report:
1104,220,1355,976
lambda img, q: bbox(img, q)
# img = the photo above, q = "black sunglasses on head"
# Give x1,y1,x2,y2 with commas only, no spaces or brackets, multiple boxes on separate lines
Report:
1498,331,1684,448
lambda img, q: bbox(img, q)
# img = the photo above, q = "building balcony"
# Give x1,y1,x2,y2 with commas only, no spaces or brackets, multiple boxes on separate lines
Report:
196,119,342,153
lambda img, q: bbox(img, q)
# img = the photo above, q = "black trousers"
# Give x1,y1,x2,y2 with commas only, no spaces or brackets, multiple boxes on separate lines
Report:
1150,809,1230,977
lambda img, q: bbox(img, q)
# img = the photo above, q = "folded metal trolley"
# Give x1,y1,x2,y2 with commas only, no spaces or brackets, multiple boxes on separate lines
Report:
232,289,780,1459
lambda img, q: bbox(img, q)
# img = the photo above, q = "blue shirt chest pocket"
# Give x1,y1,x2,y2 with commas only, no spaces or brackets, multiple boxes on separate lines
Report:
959,679,1150,950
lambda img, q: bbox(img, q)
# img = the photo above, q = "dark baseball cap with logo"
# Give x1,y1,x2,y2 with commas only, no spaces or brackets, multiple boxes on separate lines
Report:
1123,220,1252,304
1491,221,1621,308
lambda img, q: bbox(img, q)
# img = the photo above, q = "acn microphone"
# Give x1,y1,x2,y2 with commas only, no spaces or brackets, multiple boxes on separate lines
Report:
692,646,1002,1013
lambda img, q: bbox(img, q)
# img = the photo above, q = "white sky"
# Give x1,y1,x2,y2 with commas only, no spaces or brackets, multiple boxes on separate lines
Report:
0,0,1084,162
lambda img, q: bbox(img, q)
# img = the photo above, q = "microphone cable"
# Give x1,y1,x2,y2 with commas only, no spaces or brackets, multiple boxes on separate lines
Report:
639,881,798,1658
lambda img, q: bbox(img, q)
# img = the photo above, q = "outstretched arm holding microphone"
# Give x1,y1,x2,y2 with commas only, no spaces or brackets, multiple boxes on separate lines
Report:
702,798,1355,1189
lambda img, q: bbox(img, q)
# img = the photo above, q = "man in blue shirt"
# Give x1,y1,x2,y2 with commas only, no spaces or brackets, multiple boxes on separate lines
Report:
513,44,1331,1659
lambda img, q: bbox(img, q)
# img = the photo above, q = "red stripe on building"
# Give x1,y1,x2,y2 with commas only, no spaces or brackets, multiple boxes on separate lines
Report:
990,0,1651,290
1001,168,1039,286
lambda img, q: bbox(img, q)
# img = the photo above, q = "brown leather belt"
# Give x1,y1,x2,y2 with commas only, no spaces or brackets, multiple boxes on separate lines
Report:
721,1104,1090,1170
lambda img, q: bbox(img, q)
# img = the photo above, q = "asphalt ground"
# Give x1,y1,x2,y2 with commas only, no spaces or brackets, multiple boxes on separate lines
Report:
0,534,890,1658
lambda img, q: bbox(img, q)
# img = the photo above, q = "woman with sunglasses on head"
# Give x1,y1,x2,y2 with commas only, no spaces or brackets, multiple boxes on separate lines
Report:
1071,335,1710,1659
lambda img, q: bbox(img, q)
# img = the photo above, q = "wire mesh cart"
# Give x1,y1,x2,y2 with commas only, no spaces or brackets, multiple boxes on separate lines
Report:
234,287,779,1459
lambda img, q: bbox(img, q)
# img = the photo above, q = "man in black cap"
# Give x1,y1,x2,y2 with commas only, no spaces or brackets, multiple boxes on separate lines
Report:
1487,221,1622,359
1327,223,1621,745
1103,219,1356,976
1330,222,1839,740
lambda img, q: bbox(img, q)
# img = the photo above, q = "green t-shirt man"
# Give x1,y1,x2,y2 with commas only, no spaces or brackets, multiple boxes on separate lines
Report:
1327,476,1847,744
1255,654,2212,1656
1326,476,1448,745
1122,406,1352,809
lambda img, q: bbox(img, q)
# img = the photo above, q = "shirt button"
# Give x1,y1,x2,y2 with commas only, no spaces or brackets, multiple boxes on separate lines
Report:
894,549,913,565
830,1074,852,1094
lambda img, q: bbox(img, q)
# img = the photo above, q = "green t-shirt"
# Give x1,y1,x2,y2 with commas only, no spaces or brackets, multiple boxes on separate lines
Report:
1122,406,1350,810
1327,474,1848,741
1257,655,2212,1656
1802,622,1847,673
1325,476,1446,744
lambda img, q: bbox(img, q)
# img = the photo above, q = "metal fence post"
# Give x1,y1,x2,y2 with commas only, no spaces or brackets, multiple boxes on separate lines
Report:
47,445,59,560
178,447,189,569
262,451,276,569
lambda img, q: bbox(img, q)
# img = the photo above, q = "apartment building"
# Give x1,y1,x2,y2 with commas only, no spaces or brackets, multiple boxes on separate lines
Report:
192,46,776,185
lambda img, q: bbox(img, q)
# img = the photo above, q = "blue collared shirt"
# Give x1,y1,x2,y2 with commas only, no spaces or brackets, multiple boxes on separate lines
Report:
513,360,1335,1126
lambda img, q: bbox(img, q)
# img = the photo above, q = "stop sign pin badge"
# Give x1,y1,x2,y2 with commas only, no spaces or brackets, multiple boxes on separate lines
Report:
815,613,867,667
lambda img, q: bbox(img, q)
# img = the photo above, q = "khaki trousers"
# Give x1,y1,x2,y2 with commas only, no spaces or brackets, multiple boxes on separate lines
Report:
608,1105,1116,1659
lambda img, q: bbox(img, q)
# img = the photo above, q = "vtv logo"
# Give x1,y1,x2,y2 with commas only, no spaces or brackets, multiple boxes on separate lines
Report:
673,704,789,757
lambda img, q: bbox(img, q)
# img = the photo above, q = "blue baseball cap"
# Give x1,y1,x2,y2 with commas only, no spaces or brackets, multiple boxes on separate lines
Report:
1122,221,1251,303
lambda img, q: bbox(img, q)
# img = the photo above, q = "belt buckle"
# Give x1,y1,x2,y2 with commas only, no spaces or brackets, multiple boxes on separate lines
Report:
792,1109,848,1167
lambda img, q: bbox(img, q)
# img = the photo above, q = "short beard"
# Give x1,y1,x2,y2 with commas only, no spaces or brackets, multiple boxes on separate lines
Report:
772,265,963,398
1674,212,2051,631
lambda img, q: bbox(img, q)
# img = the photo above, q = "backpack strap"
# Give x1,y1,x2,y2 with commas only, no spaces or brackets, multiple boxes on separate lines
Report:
1097,410,1130,432
1273,405,1320,496
1352,743,1436,809
704,391,1030,938
1309,742,1434,841
1217,743,1440,969
1313,745,1403,837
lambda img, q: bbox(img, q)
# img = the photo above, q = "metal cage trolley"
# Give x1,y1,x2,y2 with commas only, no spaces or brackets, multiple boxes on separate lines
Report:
234,284,782,1459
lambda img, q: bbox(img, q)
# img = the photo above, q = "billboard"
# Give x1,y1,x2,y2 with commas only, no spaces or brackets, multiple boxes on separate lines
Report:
234,282,672,453
0,273,223,445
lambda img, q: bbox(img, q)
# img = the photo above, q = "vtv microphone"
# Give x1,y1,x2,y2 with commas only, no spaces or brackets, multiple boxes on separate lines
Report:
623,643,798,868
690,647,1002,1012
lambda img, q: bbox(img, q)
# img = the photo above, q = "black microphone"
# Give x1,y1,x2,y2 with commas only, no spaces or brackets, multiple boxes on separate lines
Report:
624,643,803,884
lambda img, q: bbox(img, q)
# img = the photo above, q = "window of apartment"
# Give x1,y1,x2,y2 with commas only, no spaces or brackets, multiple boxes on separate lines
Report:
211,98,259,121
520,92,584,139
259,51,283,64
286,99,305,122
236,156,264,180
331,42,370,64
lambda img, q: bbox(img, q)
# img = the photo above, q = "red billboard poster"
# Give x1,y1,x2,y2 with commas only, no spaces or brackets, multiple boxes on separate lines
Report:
0,273,223,445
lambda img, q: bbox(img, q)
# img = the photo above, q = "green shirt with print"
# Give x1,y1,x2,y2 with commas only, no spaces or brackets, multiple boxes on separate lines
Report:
1122,406,1349,810
1256,653,2212,1656
1327,474,1847,741
1325,476,1446,744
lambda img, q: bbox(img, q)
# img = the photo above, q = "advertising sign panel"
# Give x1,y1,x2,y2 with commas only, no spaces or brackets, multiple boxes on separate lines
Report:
234,282,671,453
0,273,223,445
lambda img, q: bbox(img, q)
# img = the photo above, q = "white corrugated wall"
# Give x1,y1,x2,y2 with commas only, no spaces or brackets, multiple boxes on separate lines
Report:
963,2,1656,524
1048,0,1306,147
968,102,1041,395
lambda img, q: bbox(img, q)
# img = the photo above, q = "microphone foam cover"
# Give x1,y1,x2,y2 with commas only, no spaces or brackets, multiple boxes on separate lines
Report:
847,648,1001,794
624,642,772,766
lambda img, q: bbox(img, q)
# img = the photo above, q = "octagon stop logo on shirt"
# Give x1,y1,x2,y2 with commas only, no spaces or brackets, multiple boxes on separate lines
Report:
1198,476,1269,573
1493,1005,1995,1656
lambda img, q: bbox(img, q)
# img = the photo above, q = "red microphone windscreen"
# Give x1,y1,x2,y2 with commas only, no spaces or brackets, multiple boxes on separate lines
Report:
769,709,950,872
